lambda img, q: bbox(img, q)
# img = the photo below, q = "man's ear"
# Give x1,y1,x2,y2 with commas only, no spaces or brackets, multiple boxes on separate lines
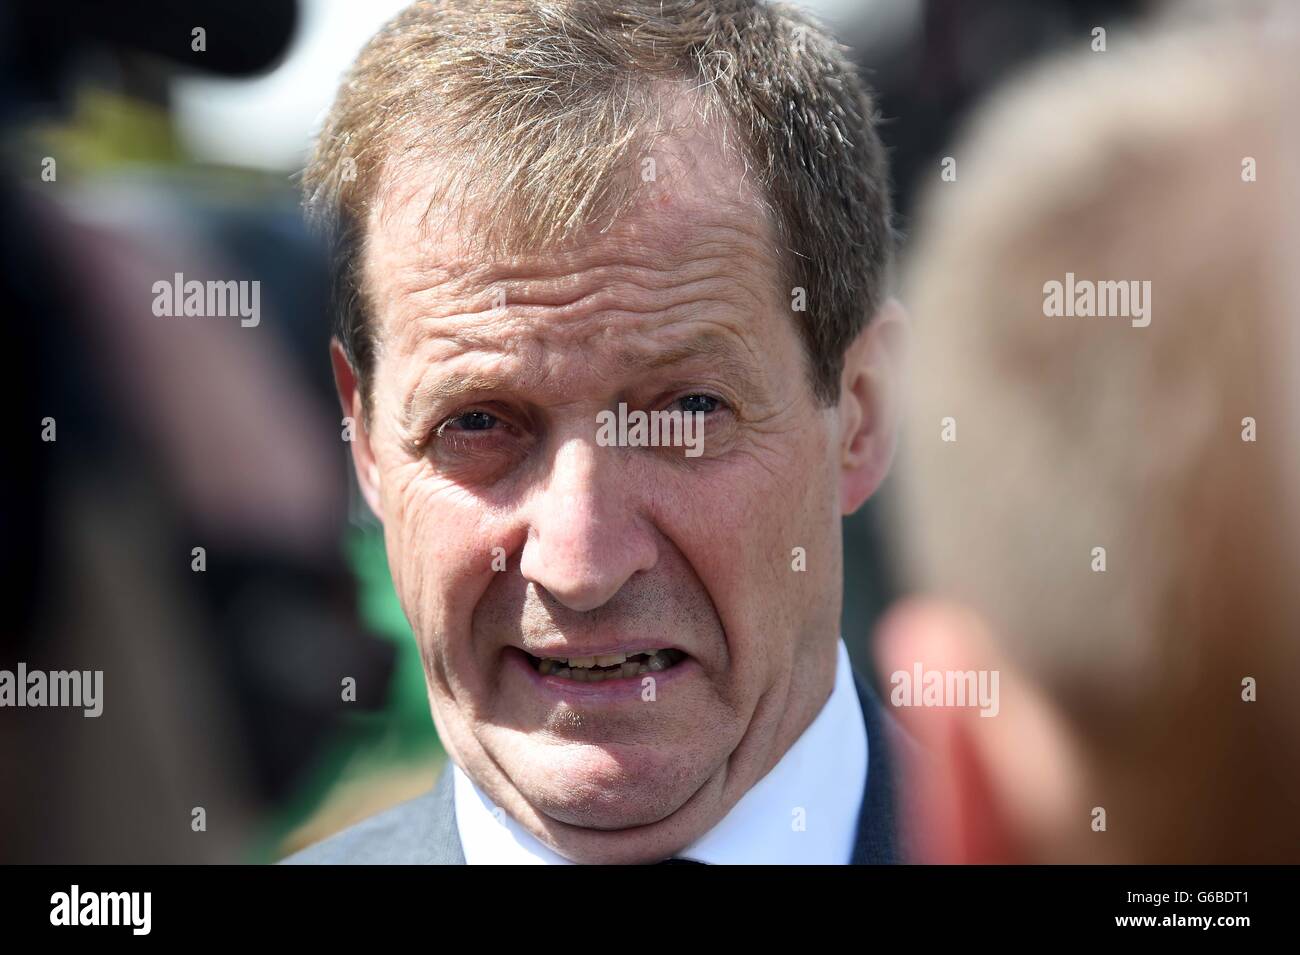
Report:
331,339,384,521
839,297,908,514
873,598,1087,864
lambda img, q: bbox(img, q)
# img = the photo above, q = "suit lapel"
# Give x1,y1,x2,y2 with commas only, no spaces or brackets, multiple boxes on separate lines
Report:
850,670,905,864
426,764,466,864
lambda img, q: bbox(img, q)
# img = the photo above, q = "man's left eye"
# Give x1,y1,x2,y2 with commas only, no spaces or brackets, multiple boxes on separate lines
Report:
675,394,721,414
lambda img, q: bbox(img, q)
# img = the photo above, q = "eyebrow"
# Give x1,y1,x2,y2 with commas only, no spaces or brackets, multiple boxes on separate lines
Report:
615,332,764,391
400,328,765,439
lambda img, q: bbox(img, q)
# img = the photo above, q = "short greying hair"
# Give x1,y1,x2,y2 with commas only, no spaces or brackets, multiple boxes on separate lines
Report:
304,0,894,407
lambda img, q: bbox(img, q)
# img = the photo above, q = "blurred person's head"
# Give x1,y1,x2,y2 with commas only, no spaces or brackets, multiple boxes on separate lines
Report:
881,6,1300,863
304,0,901,863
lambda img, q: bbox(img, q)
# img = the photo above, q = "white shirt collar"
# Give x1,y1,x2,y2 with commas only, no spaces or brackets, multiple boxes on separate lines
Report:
453,638,868,864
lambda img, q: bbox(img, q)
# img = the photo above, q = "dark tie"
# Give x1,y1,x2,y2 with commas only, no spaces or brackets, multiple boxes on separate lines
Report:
656,857,706,864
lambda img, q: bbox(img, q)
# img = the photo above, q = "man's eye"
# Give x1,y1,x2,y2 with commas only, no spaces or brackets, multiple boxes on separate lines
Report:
440,410,499,433
676,394,721,414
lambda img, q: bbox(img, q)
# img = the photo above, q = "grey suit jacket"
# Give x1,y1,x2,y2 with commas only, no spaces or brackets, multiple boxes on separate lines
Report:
283,670,908,864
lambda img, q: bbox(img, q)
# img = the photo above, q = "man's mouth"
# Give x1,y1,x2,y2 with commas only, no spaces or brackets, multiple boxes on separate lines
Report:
523,649,688,683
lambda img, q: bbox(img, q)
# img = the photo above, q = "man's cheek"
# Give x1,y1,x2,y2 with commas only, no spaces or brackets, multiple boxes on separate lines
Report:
706,459,824,582
379,476,430,601
697,458,831,651
400,494,512,636
668,475,799,641
380,475,464,625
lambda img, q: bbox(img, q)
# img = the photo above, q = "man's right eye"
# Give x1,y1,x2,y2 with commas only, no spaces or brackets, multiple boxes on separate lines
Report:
427,408,526,477
440,410,499,433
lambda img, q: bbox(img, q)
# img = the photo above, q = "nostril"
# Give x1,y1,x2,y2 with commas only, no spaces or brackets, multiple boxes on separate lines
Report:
528,574,626,614
518,512,658,613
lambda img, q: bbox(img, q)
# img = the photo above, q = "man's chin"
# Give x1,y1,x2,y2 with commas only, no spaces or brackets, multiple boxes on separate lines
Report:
529,791,715,865
505,743,714,832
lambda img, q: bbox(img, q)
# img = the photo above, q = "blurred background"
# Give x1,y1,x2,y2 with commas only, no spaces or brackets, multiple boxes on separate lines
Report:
2,0,1147,862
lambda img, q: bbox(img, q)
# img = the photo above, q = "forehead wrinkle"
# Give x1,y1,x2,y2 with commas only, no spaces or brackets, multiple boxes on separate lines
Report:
411,294,755,367
384,228,779,367
397,311,769,442
607,324,766,390
369,157,780,306
376,231,778,375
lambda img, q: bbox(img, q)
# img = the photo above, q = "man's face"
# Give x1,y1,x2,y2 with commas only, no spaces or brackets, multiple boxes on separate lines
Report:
348,128,857,862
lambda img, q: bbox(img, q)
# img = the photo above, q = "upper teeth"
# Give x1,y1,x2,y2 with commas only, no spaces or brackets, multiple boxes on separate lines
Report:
533,649,678,679
546,651,657,669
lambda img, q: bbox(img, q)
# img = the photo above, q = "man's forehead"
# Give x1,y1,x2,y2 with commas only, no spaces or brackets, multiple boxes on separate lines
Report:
363,186,782,387
363,204,782,392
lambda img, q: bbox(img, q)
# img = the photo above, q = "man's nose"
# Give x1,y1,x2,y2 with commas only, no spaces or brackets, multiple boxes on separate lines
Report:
518,436,657,613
